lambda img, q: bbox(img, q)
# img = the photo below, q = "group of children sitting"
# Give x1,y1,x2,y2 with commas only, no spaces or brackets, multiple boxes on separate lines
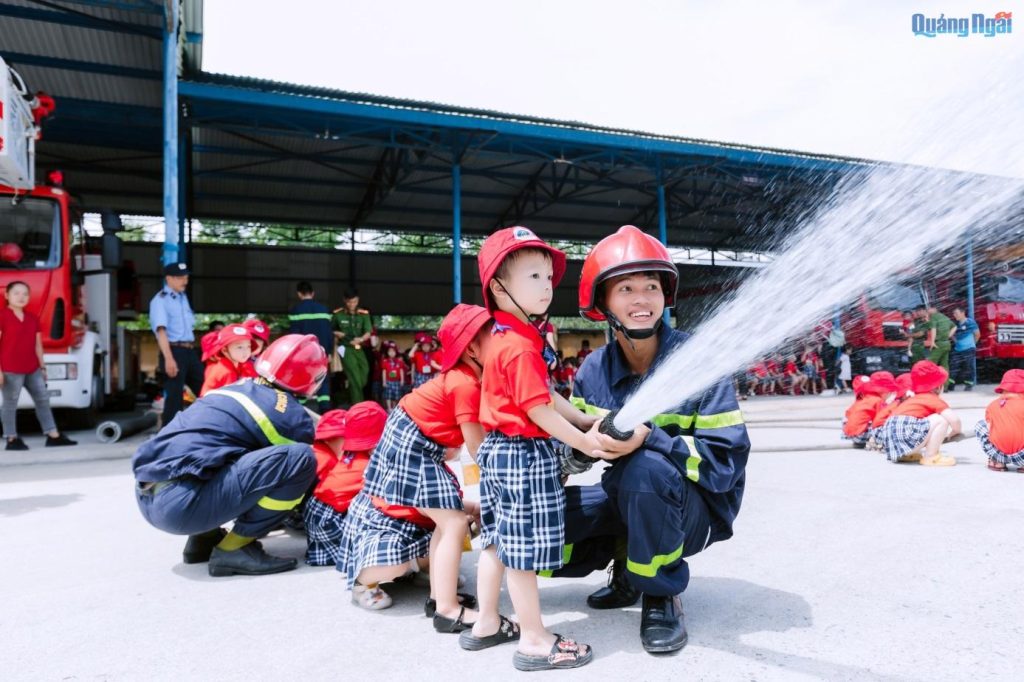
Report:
288,227,629,672
744,344,842,397
841,361,1024,471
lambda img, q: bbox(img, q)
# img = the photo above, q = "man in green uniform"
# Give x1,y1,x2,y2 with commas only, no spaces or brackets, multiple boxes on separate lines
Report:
926,305,954,381
332,288,373,406
909,305,930,364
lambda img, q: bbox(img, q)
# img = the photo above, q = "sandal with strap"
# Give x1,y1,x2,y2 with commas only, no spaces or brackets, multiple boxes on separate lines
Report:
433,605,476,633
988,459,1008,472
459,615,521,651
352,583,393,611
512,634,593,671
424,592,477,617
919,454,956,467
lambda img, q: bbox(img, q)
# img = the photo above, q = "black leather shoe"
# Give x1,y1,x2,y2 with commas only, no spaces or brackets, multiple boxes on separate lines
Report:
586,559,640,609
640,594,688,653
182,528,227,564
207,542,297,577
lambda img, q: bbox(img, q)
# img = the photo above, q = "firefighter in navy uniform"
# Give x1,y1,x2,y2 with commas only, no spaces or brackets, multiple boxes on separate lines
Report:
289,280,334,412
551,226,751,654
132,334,329,577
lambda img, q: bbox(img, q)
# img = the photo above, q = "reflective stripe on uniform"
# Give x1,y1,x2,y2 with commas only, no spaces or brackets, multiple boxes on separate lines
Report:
257,494,305,511
538,543,574,578
289,313,332,321
571,397,744,430
680,435,701,483
207,388,295,446
627,542,684,578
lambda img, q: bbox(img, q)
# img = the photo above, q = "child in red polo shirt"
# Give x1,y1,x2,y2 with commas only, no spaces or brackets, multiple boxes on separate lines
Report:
975,369,1024,472
464,227,630,671
411,332,442,388
352,304,493,631
199,324,259,397
380,341,406,411
870,372,914,444
881,361,961,466
841,375,879,447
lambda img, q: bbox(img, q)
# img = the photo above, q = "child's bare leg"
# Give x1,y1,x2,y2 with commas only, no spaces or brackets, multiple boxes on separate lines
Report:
422,508,477,620
922,414,950,458
471,546,504,637
508,568,565,655
356,561,413,586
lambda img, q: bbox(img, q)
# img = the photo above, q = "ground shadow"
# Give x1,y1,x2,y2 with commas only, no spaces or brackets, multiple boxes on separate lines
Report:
0,493,82,517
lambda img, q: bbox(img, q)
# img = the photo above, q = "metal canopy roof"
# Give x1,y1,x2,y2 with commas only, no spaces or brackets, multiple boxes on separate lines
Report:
1,0,871,254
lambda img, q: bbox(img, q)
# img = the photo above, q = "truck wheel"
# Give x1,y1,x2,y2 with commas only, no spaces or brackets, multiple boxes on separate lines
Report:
69,357,104,429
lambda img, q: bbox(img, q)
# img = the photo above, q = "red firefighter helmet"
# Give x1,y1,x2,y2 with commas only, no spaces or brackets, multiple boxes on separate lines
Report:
254,334,328,397
0,243,24,263
578,225,678,321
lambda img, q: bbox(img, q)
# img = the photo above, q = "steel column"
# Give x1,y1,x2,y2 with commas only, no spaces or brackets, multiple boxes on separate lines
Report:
161,0,179,266
452,162,462,304
966,235,975,319
657,161,670,324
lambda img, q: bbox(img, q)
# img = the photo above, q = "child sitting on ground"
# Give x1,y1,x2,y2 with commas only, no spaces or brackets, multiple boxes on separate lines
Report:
974,369,1024,473
880,361,961,466
199,324,258,397
841,375,878,448
867,372,911,452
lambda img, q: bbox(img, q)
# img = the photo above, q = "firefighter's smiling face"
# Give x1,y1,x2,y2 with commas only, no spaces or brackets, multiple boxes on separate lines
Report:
603,272,664,328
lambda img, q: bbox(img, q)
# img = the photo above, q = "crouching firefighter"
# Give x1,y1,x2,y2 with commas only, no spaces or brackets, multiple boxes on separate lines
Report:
549,225,751,653
132,334,329,577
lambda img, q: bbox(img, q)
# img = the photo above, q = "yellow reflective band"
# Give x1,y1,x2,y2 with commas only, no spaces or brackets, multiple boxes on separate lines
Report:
538,543,574,578
680,435,701,483
289,313,332,321
257,494,305,511
627,542,684,578
695,409,745,429
651,413,695,429
207,388,295,446
569,396,609,417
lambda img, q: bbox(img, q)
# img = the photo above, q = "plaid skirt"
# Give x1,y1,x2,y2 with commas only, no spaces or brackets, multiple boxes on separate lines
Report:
975,420,1024,466
413,372,433,388
303,496,346,567
840,417,870,444
361,407,462,510
335,493,432,588
383,380,403,401
478,432,565,572
882,415,932,462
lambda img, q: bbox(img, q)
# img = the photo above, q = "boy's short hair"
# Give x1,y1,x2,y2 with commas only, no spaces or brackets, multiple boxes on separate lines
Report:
487,247,552,308
343,287,359,300
297,281,314,295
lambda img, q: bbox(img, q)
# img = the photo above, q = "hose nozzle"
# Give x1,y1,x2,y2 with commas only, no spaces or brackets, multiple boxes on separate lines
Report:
599,411,634,442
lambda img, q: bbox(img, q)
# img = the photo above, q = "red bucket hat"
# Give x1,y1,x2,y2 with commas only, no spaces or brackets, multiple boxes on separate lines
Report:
209,324,257,359
342,401,388,452
315,409,347,441
852,375,872,396
910,360,949,394
243,318,271,344
995,368,1024,394
415,332,432,345
200,330,219,362
867,371,898,395
438,304,492,372
895,373,913,396
478,226,566,312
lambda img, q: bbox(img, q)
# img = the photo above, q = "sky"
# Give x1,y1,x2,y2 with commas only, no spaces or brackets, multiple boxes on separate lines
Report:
203,1,1021,172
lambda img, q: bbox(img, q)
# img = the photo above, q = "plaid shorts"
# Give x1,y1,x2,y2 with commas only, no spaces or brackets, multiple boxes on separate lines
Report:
383,380,403,402
975,420,1024,466
335,493,432,588
361,408,462,510
413,373,432,388
882,415,932,462
303,496,346,567
477,432,565,572
840,417,870,444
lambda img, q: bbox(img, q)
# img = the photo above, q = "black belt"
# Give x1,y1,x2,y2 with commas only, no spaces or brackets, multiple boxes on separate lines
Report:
168,342,195,349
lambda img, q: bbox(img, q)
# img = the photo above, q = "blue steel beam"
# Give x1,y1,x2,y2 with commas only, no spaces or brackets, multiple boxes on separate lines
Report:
452,162,462,304
0,4,161,38
0,51,162,80
966,236,975,319
161,0,179,266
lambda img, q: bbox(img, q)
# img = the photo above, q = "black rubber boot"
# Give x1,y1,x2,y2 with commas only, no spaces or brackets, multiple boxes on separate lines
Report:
182,528,227,564
586,559,640,609
207,542,297,577
640,594,688,654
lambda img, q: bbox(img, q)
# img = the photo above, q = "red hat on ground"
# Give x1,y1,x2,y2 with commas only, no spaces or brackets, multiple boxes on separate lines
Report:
910,360,948,394
209,324,257,358
867,371,898,395
896,373,914,396
478,226,566,312
342,401,387,451
852,375,872,396
438,304,492,372
315,409,347,441
200,330,220,362
0,243,23,263
256,334,329,397
243,318,271,344
995,368,1024,394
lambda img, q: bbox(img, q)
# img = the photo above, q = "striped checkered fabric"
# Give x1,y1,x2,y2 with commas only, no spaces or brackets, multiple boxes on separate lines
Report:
303,496,346,566
882,415,932,462
478,432,565,572
335,493,432,588
361,407,462,510
413,373,432,388
383,381,403,402
840,417,870,444
975,419,1024,466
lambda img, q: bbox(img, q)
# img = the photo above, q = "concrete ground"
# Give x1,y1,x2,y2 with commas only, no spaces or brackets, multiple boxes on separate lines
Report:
1,388,1021,681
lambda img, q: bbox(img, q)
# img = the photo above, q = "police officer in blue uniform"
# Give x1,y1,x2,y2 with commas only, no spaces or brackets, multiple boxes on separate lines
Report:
133,334,329,577
288,280,333,412
553,226,751,654
149,262,203,424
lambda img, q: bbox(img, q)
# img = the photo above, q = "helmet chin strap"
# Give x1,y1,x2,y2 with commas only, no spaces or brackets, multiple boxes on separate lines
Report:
493,278,561,371
603,309,662,353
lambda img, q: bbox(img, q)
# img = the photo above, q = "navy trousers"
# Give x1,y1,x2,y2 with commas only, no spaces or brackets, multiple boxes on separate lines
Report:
159,346,204,424
136,444,316,538
949,349,976,386
551,448,712,597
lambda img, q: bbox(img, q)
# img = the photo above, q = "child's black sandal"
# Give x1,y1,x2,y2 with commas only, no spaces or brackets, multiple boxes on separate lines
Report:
457,615,521,651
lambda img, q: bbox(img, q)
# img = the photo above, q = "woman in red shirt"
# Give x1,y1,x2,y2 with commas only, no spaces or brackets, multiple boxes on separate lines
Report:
0,281,76,450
